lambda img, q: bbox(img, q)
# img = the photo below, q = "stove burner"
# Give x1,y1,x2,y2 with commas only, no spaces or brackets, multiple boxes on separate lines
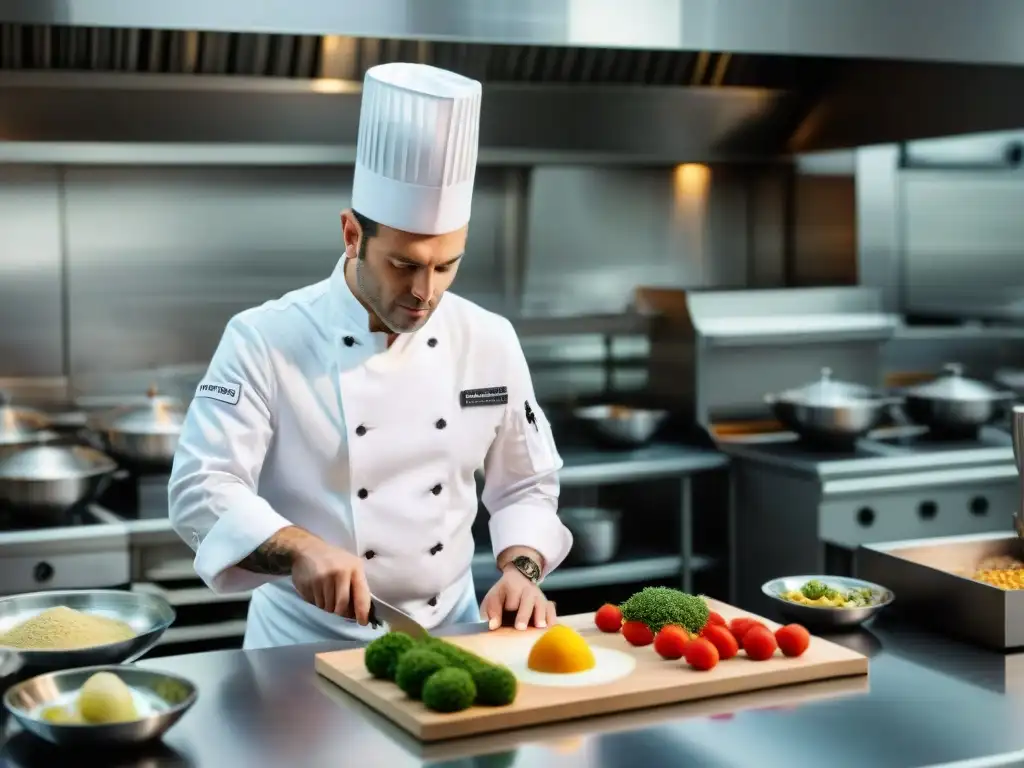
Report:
0,502,100,532
96,471,170,521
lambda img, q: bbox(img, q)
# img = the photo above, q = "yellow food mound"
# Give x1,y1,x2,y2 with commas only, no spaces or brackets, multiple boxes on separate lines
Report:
0,606,135,650
527,625,596,674
40,705,82,724
77,672,138,724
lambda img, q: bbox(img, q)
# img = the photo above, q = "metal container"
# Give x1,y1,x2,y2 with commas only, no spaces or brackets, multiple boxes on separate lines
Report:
901,363,1015,436
761,575,894,631
857,532,1024,650
561,507,621,565
0,392,59,459
764,367,901,447
572,404,668,448
4,664,196,747
0,589,176,670
87,386,185,467
1014,404,1024,541
0,445,118,515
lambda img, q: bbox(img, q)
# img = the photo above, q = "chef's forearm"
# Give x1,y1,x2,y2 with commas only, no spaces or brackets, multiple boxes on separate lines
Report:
496,545,545,572
237,525,314,575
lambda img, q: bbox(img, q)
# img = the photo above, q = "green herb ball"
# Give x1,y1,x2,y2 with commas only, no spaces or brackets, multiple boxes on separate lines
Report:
620,587,709,634
395,649,450,700
472,664,518,707
364,631,416,680
421,667,477,713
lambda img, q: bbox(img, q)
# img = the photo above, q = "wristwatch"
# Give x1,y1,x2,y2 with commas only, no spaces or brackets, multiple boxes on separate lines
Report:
507,555,541,584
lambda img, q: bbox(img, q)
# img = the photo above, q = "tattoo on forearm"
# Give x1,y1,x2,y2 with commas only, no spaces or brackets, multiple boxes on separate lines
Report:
238,541,293,575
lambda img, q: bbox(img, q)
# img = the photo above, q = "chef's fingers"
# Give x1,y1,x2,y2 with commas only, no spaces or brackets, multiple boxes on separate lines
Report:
351,567,372,626
533,597,548,629
333,571,352,617
546,599,557,627
481,586,504,630
311,580,327,611
514,593,534,631
321,577,336,615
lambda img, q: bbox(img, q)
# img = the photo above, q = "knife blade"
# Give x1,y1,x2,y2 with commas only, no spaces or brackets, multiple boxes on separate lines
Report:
367,595,429,638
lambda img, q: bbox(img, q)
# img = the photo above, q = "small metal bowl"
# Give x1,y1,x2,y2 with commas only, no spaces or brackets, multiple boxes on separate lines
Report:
0,589,176,671
573,404,668,448
761,575,894,630
3,664,197,747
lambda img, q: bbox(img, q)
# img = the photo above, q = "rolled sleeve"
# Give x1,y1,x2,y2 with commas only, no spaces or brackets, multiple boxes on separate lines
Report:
480,320,573,579
168,315,291,594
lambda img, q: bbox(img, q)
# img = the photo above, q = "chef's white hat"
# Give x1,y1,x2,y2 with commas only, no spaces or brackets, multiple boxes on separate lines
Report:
351,62,482,236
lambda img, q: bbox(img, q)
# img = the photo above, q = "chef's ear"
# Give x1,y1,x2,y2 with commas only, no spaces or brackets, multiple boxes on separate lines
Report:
340,209,360,258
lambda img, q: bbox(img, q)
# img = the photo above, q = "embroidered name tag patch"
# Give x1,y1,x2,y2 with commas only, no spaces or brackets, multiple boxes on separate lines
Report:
460,386,508,408
195,381,242,405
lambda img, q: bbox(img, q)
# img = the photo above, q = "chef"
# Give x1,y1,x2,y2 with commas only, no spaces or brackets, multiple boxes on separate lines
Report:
167,62,573,649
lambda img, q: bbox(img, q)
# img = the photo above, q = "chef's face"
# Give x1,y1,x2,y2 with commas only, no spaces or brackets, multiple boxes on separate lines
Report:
341,210,467,333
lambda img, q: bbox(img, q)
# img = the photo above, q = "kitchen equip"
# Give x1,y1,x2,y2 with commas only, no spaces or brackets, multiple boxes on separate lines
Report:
761,575,894,630
87,386,185,467
1014,405,1024,541
901,363,1015,436
0,445,118,516
994,368,1024,398
367,595,428,638
0,589,175,671
4,664,196,746
764,367,900,447
315,604,868,742
561,507,621,565
572,404,668,448
0,392,59,458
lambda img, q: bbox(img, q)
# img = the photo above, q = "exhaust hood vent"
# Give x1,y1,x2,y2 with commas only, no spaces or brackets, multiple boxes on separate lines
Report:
0,24,840,90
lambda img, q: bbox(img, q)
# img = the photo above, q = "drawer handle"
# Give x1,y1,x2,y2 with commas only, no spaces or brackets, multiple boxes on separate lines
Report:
33,562,54,583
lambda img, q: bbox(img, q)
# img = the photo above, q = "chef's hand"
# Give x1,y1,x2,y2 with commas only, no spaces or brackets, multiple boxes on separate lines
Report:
480,566,556,631
291,538,373,625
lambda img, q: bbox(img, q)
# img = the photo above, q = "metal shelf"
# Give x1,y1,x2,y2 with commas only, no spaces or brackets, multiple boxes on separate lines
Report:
560,443,728,487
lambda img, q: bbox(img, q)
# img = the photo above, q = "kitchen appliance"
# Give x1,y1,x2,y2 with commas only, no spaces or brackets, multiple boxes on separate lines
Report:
899,363,1016,438
764,367,900,448
314,606,867,742
0,446,118,518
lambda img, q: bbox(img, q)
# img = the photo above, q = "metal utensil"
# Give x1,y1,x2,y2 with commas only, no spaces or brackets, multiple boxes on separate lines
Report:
4,664,197,747
761,574,894,630
0,589,176,671
87,385,185,467
1013,405,1024,540
367,596,428,638
0,445,118,516
901,362,1016,436
572,404,668,448
561,507,621,565
0,392,60,459
764,367,901,447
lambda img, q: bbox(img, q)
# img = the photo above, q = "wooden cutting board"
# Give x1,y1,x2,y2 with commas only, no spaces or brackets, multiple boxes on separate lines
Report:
314,599,868,741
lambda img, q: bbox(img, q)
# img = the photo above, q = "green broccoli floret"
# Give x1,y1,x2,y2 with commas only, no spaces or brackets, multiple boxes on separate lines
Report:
395,649,449,700
800,580,838,601
364,631,416,680
421,667,477,713
418,638,518,706
619,587,709,634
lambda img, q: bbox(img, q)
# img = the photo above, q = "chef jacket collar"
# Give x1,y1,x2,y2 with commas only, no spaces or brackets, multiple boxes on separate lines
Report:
328,258,437,354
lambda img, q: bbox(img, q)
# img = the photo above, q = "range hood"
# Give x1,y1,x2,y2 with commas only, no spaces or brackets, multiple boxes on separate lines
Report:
4,0,1024,163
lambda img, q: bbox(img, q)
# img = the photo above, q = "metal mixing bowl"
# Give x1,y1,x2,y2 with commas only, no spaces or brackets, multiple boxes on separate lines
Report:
0,590,176,671
561,507,621,565
761,575,894,630
573,404,668,447
4,664,197,747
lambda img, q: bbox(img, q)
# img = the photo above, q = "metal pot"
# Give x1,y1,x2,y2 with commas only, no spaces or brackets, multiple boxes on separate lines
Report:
0,392,59,459
901,363,1015,436
572,404,668,448
0,445,118,515
765,367,901,447
561,507,621,565
87,386,185,467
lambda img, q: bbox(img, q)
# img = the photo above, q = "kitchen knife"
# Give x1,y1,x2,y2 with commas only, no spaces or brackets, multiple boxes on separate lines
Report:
367,595,429,639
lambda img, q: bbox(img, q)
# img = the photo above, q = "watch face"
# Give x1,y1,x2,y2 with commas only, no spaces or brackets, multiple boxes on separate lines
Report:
515,556,540,581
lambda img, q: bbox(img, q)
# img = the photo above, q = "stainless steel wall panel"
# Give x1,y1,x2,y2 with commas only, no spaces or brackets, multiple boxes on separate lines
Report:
0,165,64,378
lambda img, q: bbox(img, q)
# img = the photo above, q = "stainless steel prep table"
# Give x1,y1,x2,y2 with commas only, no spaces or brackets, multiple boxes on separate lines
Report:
4,615,1024,767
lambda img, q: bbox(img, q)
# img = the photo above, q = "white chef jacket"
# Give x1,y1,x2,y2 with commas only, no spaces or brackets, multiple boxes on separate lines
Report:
167,259,573,649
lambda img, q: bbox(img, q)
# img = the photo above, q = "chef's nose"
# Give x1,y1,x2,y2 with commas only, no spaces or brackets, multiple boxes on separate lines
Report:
411,269,435,304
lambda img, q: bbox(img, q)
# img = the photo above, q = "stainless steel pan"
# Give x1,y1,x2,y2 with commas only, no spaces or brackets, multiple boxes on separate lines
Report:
0,445,118,516
765,367,902,447
901,363,1015,436
86,386,185,468
0,392,59,460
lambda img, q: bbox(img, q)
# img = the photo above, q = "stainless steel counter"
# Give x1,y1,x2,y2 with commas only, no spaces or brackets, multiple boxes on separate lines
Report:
4,614,1024,767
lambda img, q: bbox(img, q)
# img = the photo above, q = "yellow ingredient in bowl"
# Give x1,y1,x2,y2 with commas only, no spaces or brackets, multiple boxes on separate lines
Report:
39,704,83,724
77,672,138,724
0,606,136,650
973,569,1024,590
527,625,596,674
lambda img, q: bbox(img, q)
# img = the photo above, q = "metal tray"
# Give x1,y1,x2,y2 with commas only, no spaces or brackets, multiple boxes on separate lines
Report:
856,531,1024,651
